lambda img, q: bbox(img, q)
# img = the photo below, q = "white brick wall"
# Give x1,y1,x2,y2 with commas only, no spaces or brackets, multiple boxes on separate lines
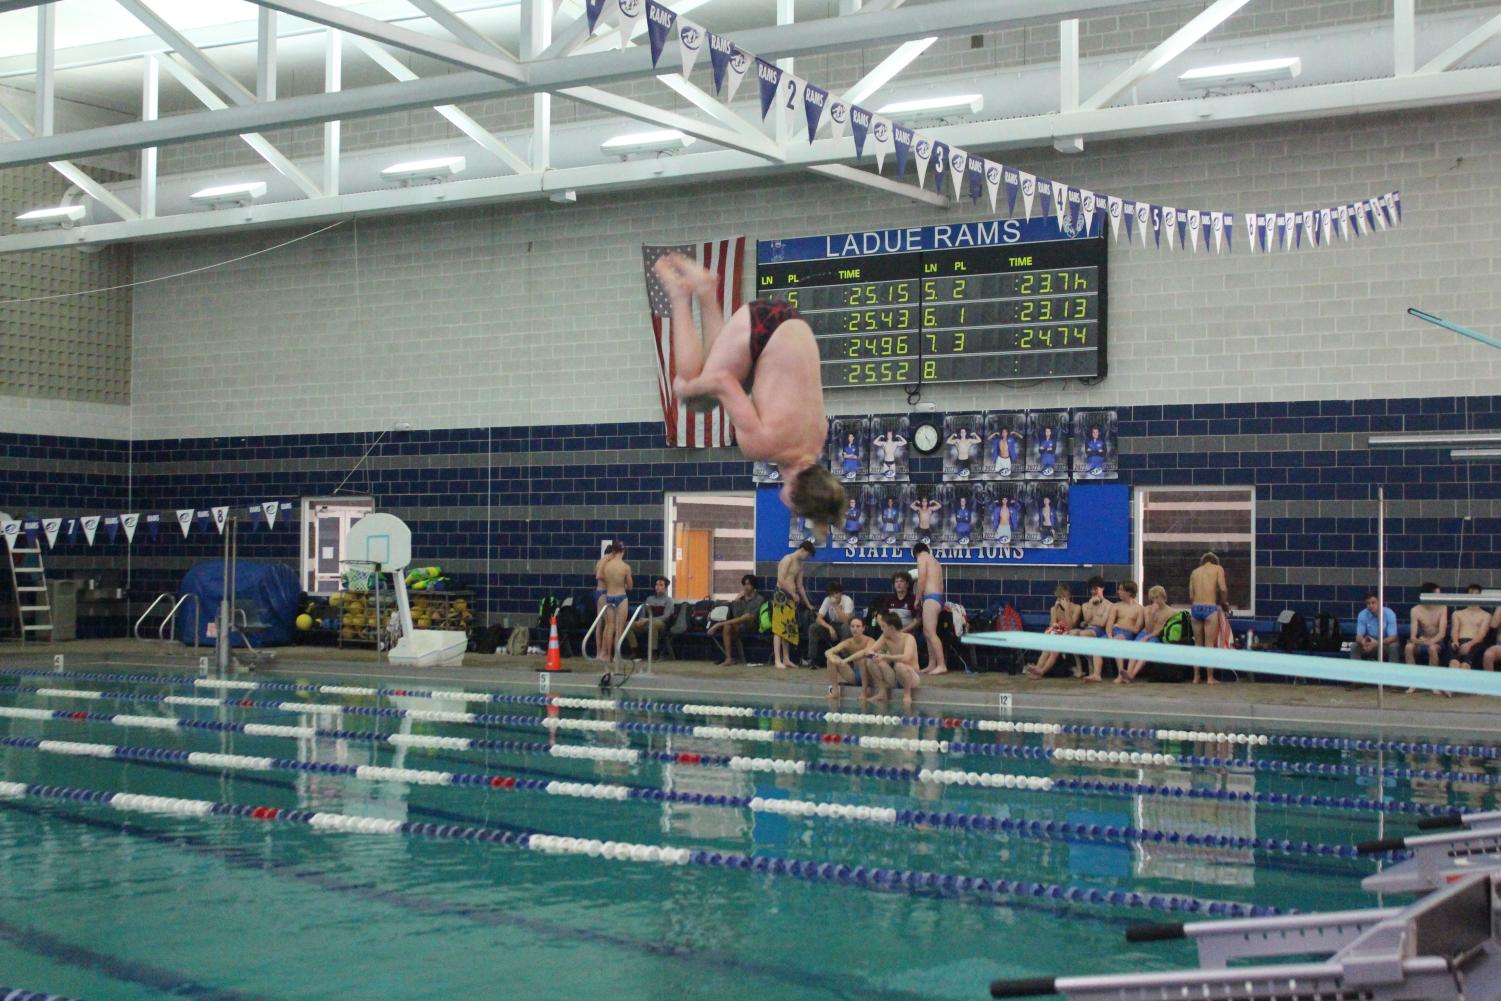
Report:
128,99,1501,437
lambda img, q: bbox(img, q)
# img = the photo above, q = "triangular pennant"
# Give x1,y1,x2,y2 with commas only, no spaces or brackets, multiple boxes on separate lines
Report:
146,513,160,542
948,148,967,201
1135,202,1151,247
708,33,735,94
984,161,1002,212
1391,191,1402,223
121,512,139,544
1320,207,1332,246
1187,209,1201,252
849,106,872,158
0,519,18,551
1301,210,1314,247
928,140,949,194
212,506,228,534
1124,200,1137,242
754,58,781,120
1003,167,1020,215
65,518,77,543
1370,197,1388,231
1337,203,1350,240
870,117,892,172
104,516,119,544
1224,213,1233,252
778,74,805,132
802,83,827,142
724,48,750,103
892,124,914,176
1080,190,1097,235
262,501,279,528
1065,187,1081,234
1151,205,1163,249
22,520,39,548
677,19,703,78
177,508,195,537
1164,206,1179,249
585,0,609,31
615,0,643,46
827,99,849,140
967,155,985,204
1020,171,1037,220
1107,196,1123,241
1040,179,1059,225
644,0,675,67
1211,212,1224,254
911,133,932,187
81,515,100,546
1281,212,1296,251
42,518,60,549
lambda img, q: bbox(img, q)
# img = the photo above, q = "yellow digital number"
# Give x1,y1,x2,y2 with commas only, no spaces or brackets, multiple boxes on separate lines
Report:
954,331,966,352
925,332,939,352
923,360,936,380
1073,297,1087,317
923,307,937,327
894,283,911,304
951,278,967,300
1040,328,1054,348
922,279,936,300
1039,272,1054,294
895,361,910,380
864,311,878,331
1019,301,1033,322
880,335,893,355
786,289,799,307
1020,329,1033,349
879,361,893,381
895,335,910,354
1018,274,1033,294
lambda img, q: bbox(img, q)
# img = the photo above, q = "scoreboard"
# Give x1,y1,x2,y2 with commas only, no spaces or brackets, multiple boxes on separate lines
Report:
756,218,1107,388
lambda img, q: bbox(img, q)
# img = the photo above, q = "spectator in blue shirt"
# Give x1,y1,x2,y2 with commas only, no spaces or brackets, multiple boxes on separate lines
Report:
1350,591,1399,662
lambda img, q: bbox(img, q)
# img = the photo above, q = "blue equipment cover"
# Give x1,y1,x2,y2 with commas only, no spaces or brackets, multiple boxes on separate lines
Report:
179,561,301,647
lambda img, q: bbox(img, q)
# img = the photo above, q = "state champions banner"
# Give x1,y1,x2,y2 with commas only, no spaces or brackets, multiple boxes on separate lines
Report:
616,0,1402,254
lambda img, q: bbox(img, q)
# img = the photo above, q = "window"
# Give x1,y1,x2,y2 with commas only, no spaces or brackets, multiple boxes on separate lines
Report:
301,498,374,594
664,493,755,601
1133,487,1255,614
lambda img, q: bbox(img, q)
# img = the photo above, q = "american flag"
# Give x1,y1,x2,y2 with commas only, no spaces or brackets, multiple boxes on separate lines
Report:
643,237,745,448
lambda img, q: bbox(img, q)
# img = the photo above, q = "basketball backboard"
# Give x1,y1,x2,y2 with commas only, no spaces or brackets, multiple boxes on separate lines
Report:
345,512,412,571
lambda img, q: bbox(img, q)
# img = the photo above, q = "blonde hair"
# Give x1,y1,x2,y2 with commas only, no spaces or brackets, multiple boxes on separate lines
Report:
1148,585,1166,602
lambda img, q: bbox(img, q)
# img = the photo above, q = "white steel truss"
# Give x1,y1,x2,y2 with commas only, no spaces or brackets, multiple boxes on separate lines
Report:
0,0,1499,250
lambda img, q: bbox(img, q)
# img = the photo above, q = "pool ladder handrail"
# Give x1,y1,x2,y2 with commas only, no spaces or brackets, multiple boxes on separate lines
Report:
135,592,202,649
579,603,611,661
616,602,654,676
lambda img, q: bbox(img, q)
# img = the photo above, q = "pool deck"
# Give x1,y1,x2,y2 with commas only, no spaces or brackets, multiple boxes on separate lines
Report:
4,637,1500,736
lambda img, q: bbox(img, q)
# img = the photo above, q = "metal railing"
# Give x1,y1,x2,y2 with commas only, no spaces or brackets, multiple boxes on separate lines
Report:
579,603,611,661
134,592,204,650
134,593,173,640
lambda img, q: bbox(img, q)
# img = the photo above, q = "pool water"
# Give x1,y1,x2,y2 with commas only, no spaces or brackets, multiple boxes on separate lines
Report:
0,665,1494,1001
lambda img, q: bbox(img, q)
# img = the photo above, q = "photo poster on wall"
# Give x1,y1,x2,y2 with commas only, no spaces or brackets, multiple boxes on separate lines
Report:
984,411,1028,480
942,412,985,482
871,484,907,545
907,483,948,546
983,481,1025,545
1072,410,1119,481
1027,481,1070,548
834,484,872,548
1028,410,1071,479
944,483,981,547
752,459,781,484
828,416,871,484
867,415,911,482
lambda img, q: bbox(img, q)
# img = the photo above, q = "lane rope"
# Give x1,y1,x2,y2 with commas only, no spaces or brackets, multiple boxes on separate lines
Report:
0,697,1453,820
3,666,1499,760
0,730,1384,862
0,780,1280,917
2,681,1494,790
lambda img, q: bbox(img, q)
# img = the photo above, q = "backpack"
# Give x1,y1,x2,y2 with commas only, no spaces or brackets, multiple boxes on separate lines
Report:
1311,612,1343,652
504,627,530,657
1275,610,1311,652
1159,610,1193,645
690,599,718,630
996,605,1024,632
537,596,561,630
757,599,772,633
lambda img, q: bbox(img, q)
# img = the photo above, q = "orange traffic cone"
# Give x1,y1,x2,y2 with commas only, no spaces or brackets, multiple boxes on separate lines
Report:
544,613,567,672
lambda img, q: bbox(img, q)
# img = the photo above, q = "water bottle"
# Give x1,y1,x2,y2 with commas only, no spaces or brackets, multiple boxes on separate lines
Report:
1245,626,1254,650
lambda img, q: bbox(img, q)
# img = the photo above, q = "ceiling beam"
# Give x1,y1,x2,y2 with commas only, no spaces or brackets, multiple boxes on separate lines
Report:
1418,10,1501,74
562,85,785,160
1080,0,1251,111
246,0,525,82
0,101,140,220
405,0,512,57
115,0,257,105
345,34,531,173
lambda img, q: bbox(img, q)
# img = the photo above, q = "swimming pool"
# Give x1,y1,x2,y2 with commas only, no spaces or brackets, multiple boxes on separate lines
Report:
0,663,1493,1001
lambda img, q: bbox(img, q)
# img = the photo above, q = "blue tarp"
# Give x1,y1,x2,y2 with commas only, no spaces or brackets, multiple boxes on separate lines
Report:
179,561,301,647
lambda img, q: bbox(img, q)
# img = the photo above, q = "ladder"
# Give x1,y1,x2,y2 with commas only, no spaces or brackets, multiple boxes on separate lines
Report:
6,532,52,642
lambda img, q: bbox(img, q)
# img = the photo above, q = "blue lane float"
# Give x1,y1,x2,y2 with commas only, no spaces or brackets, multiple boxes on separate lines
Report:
0,779,1279,918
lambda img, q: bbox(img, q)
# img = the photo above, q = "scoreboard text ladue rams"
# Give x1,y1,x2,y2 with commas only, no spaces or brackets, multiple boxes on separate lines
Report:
756,237,1107,388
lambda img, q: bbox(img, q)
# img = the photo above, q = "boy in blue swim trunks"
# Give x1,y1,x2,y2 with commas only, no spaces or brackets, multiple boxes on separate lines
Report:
1078,575,1113,682
825,616,878,708
1121,585,1172,683
1103,580,1147,681
1187,553,1227,684
912,542,947,676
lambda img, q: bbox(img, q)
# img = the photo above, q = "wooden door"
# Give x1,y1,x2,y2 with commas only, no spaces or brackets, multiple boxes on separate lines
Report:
674,526,712,600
